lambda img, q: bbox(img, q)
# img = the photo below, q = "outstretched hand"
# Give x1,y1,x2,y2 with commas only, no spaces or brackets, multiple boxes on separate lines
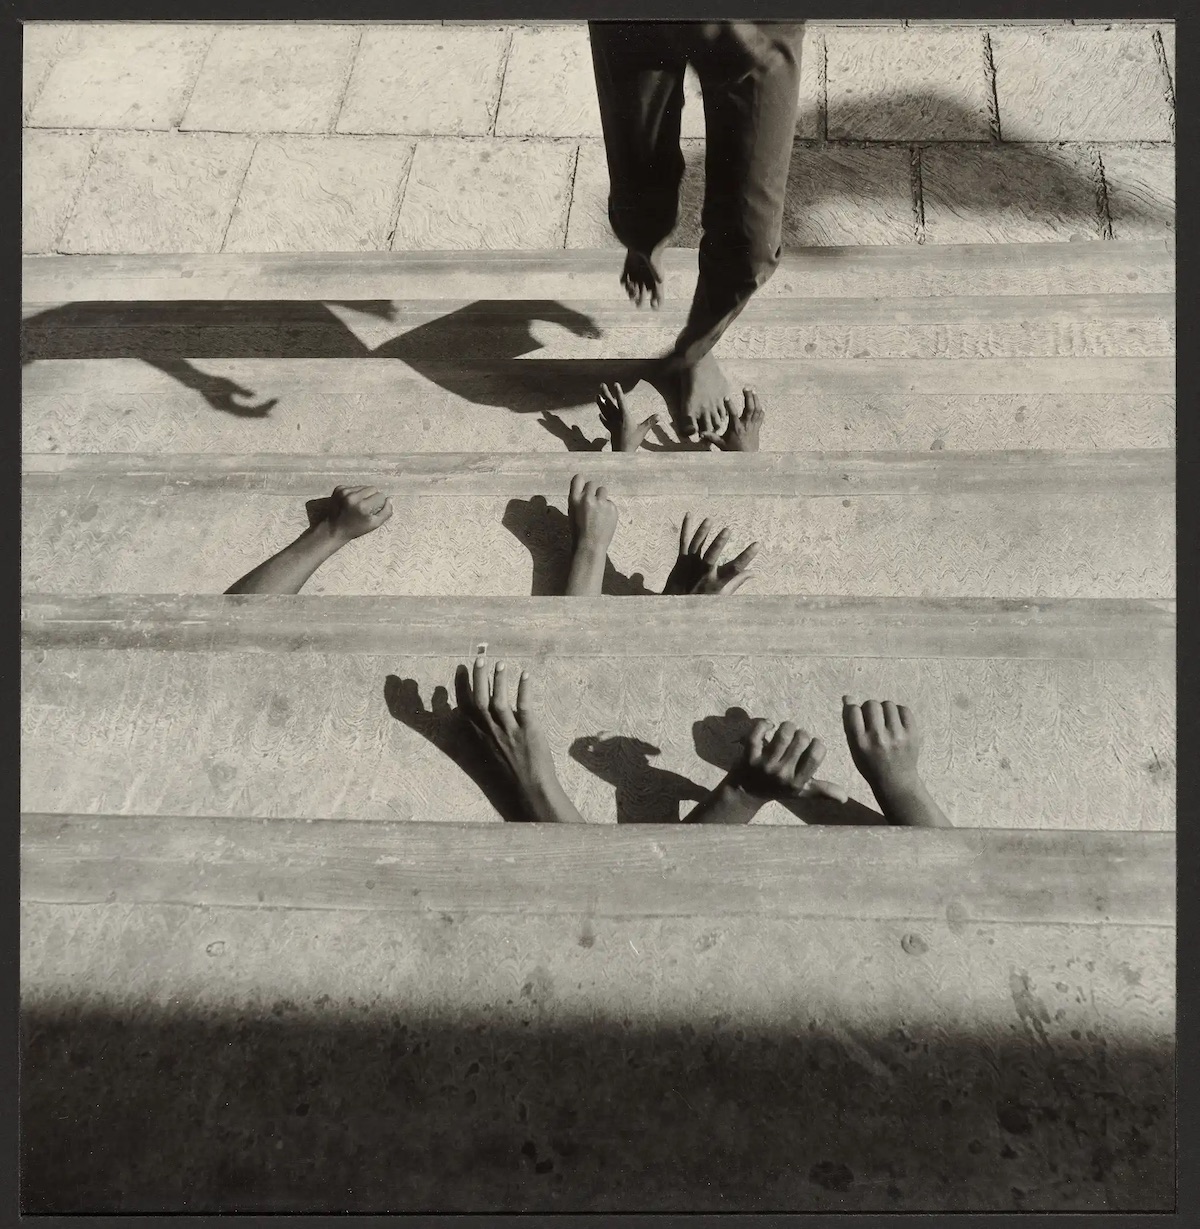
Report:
453,654,586,823
597,381,661,453
702,387,764,452
307,485,393,544
663,513,759,595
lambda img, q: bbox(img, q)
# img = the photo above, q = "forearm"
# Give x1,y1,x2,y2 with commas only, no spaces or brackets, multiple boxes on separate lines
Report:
564,542,609,597
518,774,588,824
870,776,953,828
685,775,767,825
225,523,344,594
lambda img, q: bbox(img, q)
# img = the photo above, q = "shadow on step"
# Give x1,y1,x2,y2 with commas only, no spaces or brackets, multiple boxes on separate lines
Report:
570,734,708,823
20,1001,1174,1213
501,496,653,596
21,298,701,449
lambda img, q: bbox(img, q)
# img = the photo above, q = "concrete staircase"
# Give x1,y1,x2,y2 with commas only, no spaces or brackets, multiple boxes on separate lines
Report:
19,240,1175,1211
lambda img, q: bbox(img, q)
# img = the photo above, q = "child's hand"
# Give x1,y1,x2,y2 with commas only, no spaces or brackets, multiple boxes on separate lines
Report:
841,696,921,794
731,719,842,801
662,513,759,595
597,381,661,454
703,387,764,452
308,485,393,544
568,474,619,551
453,654,586,824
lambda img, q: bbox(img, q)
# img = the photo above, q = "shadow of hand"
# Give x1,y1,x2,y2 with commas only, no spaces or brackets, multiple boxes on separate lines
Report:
571,733,707,823
537,412,607,453
502,495,653,596
693,707,885,826
383,674,529,823
151,359,278,417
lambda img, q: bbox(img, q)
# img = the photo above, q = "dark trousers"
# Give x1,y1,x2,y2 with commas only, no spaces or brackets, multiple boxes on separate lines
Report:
589,21,804,365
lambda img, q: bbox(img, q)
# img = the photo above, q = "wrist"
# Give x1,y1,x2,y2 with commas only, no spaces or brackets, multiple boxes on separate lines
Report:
706,774,768,824
305,519,349,554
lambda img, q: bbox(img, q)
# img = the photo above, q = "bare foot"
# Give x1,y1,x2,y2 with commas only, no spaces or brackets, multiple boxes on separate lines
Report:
621,244,667,309
677,349,731,440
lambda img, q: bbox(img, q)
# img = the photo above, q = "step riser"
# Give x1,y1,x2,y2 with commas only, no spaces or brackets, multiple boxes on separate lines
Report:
22,487,1175,600
22,595,1176,662
21,242,1177,302
24,388,1176,455
21,315,1175,362
22,650,1175,830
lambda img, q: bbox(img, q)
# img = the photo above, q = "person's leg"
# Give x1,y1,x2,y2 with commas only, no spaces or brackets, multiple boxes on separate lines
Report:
588,22,688,307
666,22,804,437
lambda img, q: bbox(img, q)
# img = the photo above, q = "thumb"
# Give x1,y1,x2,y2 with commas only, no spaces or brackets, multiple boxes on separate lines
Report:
803,778,850,804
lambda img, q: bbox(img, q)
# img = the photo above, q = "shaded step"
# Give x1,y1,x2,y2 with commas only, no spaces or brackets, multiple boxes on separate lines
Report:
22,820,1173,1212
21,241,1176,302
22,452,1175,599
21,597,1176,830
21,293,1175,362
23,356,1175,454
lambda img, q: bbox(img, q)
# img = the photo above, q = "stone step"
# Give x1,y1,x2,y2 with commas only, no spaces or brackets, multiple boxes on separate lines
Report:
22,357,1175,455
21,292,1175,362
20,241,1176,303
21,818,1173,1212
21,595,1175,830
21,451,1175,600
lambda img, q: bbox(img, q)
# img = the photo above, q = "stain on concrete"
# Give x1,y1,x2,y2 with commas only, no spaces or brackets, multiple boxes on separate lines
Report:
901,933,928,955
945,901,969,935
578,922,595,950
997,1101,1032,1135
1009,970,1053,1048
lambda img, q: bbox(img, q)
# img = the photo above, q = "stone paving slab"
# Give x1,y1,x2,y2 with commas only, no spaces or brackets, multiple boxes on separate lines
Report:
920,145,1103,244
391,138,576,250
990,26,1172,142
565,138,706,250
784,145,915,246
825,27,991,141
1102,146,1175,241
28,23,214,131
21,22,74,121
60,131,255,255
1157,26,1174,89
180,25,360,134
337,25,509,136
22,130,93,254
222,137,414,253
495,25,601,138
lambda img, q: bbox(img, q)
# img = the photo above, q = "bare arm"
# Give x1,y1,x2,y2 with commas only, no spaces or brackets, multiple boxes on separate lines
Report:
225,485,392,595
842,697,952,828
565,474,618,598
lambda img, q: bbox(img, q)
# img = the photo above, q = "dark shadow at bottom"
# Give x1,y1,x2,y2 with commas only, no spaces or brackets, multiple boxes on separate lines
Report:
20,1004,1173,1214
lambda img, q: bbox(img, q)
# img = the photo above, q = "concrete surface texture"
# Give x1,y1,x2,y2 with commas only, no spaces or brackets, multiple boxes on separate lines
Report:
23,20,1175,254
20,18,1176,1216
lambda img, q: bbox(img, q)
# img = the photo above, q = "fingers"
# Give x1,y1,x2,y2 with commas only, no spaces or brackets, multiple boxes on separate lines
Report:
569,473,586,505
377,496,394,523
862,700,886,738
805,777,850,804
743,717,773,764
471,652,490,713
764,721,798,771
612,382,628,411
515,669,534,723
723,541,760,575
701,526,732,566
793,736,827,786
898,704,915,731
490,662,517,732
882,700,903,735
679,512,694,556
688,516,713,556
842,696,866,744
454,663,474,715
777,726,809,777
595,484,609,504
743,387,760,417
